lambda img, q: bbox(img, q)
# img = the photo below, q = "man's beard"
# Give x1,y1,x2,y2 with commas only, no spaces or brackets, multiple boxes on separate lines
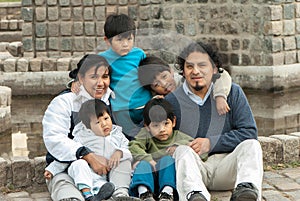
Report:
193,81,204,91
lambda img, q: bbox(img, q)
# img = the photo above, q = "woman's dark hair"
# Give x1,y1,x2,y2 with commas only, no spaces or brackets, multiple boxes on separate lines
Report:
104,13,136,41
79,99,110,129
138,56,171,90
175,41,222,75
69,54,112,80
143,98,175,126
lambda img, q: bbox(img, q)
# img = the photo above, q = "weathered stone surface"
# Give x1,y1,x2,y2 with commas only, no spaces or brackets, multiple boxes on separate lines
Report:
270,134,300,163
0,157,8,186
258,136,283,165
33,156,46,184
57,58,71,71
3,58,16,72
11,157,33,188
0,86,11,107
17,58,29,72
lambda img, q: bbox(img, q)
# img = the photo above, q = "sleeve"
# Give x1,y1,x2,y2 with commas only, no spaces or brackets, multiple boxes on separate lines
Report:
115,131,133,161
212,69,232,100
172,131,194,146
42,94,83,162
45,161,69,177
128,128,153,162
208,84,258,153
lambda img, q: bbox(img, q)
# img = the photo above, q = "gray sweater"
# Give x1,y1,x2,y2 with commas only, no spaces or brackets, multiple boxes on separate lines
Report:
165,83,257,154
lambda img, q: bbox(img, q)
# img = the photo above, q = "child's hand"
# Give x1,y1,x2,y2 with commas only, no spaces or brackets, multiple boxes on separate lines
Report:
108,150,123,169
216,96,230,115
132,161,140,170
71,81,81,94
44,170,53,180
166,145,178,156
149,160,157,172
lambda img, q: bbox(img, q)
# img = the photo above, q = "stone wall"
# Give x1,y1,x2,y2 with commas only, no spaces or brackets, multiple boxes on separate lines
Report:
0,86,11,135
0,132,299,192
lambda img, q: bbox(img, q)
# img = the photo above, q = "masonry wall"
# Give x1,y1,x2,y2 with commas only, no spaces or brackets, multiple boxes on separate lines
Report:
19,0,300,67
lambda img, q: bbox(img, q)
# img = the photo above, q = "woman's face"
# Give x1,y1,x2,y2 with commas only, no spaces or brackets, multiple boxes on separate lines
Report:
79,66,110,99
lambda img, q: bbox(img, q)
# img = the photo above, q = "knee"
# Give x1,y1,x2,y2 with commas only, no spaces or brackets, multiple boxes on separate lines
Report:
173,145,194,158
69,159,88,169
240,139,262,155
134,160,153,174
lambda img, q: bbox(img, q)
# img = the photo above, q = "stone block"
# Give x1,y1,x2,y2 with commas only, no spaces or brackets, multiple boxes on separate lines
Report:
94,0,106,5
36,7,46,22
95,6,105,20
42,58,57,71
284,51,297,65
60,22,72,36
0,86,11,107
22,23,32,36
47,0,57,6
61,37,72,51
11,157,33,188
33,157,46,184
29,58,42,71
57,58,71,71
270,134,300,163
71,0,81,6
35,0,45,6
8,19,18,30
84,22,95,36
106,6,117,16
73,7,83,21
283,20,295,36
36,38,46,51
21,7,33,22
83,7,93,20
17,58,29,72
36,23,47,37
74,37,84,51
70,57,81,70
283,4,294,19
85,37,96,51
49,37,59,50
269,5,282,21
73,22,83,35
61,7,71,20
0,157,8,186
258,136,282,166
48,22,59,36
6,41,23,57
3,58,16,72
96,21,105,36
48,7,59,21
59,0,70,6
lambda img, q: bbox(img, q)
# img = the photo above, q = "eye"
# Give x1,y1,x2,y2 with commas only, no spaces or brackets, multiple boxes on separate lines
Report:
91,74,99,79
102,74,109,79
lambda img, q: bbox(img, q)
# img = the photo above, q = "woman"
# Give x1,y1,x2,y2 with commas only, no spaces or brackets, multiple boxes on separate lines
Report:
42,54,114,201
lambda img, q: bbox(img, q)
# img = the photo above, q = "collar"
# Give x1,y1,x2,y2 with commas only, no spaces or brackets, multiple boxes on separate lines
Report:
182,80,213,106
75,85,114,105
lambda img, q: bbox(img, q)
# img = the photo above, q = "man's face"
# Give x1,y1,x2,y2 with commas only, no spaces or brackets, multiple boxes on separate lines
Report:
90,112,113,137
108,33,134,56
78,66,110,99
151,70,176,95
183,51,218,95
146,118,176,141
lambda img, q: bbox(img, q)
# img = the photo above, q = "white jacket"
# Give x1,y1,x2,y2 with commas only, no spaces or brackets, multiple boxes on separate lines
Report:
42,86,113,163
46,123,132,176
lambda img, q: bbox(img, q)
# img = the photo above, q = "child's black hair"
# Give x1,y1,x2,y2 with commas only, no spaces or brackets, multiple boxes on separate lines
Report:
104,13,136,41
143,98,175,126
79,99,110,129
138,56,171,91
69,54,112,80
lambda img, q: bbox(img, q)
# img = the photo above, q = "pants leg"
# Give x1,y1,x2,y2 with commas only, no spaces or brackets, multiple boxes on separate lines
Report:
208,139,263,201
173,145,211,201
157,156,176,192
109,159,132,190
46,172,84,201
129,161,155,197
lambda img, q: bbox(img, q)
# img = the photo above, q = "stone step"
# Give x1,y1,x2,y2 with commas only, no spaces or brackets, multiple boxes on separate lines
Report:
0,31,22,43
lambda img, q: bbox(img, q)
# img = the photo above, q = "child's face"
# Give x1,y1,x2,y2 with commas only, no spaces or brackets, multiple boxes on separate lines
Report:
151,70,176,95
146,118,176,141
106,33,134,56
90,112,113,137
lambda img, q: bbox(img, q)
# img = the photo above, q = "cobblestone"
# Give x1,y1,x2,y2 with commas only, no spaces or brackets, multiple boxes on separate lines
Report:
1,167,299,201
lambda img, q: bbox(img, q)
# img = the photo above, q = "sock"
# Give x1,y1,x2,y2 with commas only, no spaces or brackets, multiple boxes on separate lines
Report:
113,187,129,197
138,185,148,197
161,186,173,195
82,191,93,201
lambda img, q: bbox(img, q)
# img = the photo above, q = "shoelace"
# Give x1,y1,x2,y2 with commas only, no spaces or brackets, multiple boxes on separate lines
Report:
186,191,202,200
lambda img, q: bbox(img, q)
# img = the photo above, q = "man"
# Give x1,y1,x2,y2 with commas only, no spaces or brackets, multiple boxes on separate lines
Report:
165,42,263,201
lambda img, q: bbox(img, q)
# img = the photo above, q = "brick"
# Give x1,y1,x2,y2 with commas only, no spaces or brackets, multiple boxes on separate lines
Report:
48,7,59,21
83,7,94,20
60,22,72,36
42,58,57,71
57,58,71,71
17,58,29,72
36,7,46,22
48,22,59,36
283,36,296,50
284,51,297,64
84,22,95,36
3,58,16,72
36,23,47,37
61,7,71,20
22,23,32,36
95,6,105,20
283,20,295,36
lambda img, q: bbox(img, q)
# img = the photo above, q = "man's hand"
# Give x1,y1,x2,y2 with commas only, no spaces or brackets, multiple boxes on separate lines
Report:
108,150,123,169
189,138,210,155
83,152,109,175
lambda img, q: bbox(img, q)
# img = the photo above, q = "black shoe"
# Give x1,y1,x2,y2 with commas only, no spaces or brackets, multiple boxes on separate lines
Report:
158,192,173,201
92,182,115,201
230,182,258,201
186,191,207,201
139,191,155,201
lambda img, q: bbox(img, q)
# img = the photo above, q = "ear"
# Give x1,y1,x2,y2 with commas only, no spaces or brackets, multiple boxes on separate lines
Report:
78,74,83,84
104,36,111,47
172,116,176,128
213,66,218,74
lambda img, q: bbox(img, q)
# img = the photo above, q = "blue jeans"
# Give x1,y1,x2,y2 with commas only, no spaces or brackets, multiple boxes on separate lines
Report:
129,155,176,197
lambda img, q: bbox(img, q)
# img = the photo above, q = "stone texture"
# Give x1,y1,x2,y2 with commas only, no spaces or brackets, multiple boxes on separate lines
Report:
11,157,33,188
258,136,282,165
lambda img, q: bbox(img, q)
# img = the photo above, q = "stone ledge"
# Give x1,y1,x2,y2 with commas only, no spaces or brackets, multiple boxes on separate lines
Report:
0,133,299,192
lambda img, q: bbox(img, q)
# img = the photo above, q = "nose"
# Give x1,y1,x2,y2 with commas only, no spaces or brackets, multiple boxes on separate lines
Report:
122,39,129,46
192,67,200,75
97,78,104,86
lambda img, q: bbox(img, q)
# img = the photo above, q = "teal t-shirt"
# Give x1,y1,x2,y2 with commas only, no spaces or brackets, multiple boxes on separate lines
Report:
99,47,152,111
